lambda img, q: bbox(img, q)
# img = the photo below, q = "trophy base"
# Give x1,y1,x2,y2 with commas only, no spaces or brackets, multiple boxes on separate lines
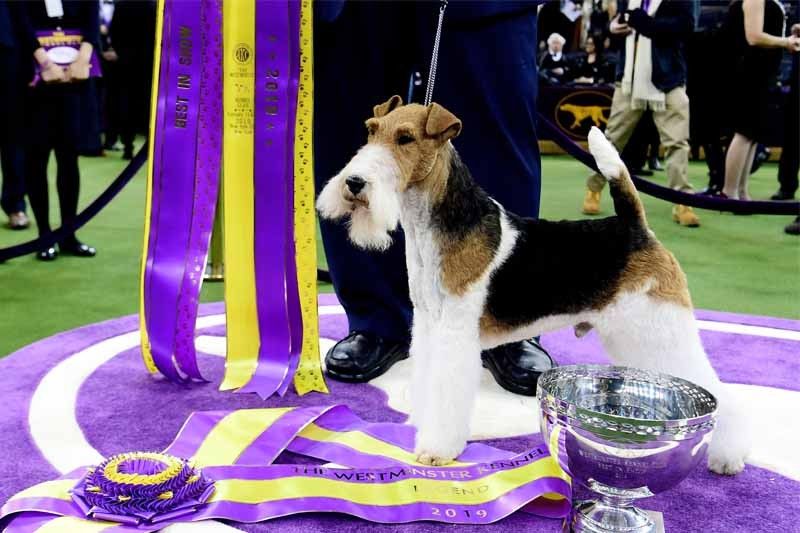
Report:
566,500,665,533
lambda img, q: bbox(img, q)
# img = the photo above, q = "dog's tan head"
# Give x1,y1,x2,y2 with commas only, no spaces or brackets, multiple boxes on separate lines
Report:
316,96,462,250
365,95,461,191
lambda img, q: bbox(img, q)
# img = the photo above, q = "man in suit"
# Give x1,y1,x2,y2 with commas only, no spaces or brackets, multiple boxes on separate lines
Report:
581,0,700,227
314,1,555,396
0,0,30,230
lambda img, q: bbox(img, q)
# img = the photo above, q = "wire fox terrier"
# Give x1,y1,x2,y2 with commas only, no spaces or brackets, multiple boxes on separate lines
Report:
317,96,749,475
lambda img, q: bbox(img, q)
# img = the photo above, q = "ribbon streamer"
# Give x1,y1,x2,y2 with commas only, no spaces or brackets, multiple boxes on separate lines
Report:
140,0,222,381
1,405,571,531
141,0,326,397
292,0,328,395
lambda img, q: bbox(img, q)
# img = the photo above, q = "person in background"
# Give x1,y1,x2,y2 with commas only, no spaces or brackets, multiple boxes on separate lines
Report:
20,0,99,260
98,0,123,153
539,0,581,51
621,111,663,176
109,0,156,160
688,0,728,196
315,1,555,397
540,32,570,83
582,0,701,227
0,0,30,230
721,0,800,200
771,18,799,201
571,33,613,83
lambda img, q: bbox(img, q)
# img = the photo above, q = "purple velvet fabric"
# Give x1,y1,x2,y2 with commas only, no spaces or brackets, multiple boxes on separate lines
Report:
0,298,798,532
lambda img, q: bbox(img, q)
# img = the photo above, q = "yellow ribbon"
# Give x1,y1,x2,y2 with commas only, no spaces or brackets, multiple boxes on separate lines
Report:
219,0,260,391
293,0,328,395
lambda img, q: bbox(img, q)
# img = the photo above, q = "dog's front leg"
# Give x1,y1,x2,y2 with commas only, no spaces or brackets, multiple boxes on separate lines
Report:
407,314,430,429
414,300,482,466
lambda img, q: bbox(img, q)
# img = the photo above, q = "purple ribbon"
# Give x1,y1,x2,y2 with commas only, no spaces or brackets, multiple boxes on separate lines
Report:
143,0,183,382
239,0,295,397
144,0,221,381
279,0,304,396
0,405,572,531
172,0,223,382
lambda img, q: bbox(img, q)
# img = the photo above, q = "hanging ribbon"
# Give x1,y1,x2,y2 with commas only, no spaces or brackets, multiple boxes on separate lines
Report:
220,0,325,398
140,0,222,381
0,405,571,531
237,0,295,398
292,0,328,395
141,0,326,397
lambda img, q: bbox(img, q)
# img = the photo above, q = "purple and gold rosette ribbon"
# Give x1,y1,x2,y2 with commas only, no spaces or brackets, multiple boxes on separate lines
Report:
0,405,571,531
72,453,214,525
139,0,327,396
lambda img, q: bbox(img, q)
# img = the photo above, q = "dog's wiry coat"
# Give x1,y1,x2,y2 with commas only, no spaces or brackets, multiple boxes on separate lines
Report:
317,98,750,474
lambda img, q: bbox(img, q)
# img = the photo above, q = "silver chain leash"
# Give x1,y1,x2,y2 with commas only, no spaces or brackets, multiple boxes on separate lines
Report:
423,0,448,106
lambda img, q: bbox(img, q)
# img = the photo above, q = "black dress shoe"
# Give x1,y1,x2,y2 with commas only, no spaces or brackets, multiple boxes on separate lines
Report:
325,332,409,383
771,190,796,201
60,241,97,257
786,217,800,236
36,246,58,261
482,338,556,396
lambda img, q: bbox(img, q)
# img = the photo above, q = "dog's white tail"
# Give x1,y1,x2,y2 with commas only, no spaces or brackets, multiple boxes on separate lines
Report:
587,127,647,225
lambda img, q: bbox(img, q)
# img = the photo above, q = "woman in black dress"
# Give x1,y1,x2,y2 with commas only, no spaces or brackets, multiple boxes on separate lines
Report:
20,0,99,260
571,34,612,84
722,0,800,200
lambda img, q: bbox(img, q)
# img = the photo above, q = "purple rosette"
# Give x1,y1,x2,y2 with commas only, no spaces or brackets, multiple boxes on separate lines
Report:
71,452,214,525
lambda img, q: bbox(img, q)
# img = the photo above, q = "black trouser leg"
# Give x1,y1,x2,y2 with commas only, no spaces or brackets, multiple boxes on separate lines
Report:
54,142,80,244
25,144,52,237
704,140,725,190
778,59,799,196
0,142,26,215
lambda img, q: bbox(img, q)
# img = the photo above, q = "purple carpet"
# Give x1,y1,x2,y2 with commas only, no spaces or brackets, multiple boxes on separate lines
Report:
0,294,798,532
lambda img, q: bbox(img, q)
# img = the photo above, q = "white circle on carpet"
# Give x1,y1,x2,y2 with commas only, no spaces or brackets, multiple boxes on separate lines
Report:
27,304,800,495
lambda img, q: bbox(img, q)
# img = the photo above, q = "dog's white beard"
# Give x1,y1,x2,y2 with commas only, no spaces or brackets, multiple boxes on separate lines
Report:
316,145,401,251
316,175,351,221
347,184,400,251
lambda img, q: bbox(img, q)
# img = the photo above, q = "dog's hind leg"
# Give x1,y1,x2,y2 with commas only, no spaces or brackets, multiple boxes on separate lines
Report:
414,299,483,466
594,293,751,475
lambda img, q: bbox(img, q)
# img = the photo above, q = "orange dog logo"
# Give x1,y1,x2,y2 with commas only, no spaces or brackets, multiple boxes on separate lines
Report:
559,103,610,129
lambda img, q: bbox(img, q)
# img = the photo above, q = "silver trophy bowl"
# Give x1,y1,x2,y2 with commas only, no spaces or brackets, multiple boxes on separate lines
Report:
537,365,717,533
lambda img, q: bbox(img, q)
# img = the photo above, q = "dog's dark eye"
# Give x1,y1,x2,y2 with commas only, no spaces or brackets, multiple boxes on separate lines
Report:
397,134,415,145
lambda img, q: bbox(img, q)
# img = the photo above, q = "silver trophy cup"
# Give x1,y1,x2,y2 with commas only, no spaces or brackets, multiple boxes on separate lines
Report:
537,365,717,533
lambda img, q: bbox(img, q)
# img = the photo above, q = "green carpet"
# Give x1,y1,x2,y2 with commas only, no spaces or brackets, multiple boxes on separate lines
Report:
0,148,797,357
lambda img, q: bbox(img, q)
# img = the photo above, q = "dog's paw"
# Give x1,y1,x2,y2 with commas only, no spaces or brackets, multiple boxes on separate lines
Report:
587,127,624,181
416,452,456,466
708,454,745,476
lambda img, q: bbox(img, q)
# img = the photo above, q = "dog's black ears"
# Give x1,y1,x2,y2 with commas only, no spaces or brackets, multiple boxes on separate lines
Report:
373,95,403,117
425,103,462,142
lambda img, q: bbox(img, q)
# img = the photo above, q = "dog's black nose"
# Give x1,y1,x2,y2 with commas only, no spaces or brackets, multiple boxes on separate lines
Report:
346,175,366,195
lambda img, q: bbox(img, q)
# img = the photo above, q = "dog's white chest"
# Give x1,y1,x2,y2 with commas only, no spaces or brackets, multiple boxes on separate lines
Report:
401,196,445,318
